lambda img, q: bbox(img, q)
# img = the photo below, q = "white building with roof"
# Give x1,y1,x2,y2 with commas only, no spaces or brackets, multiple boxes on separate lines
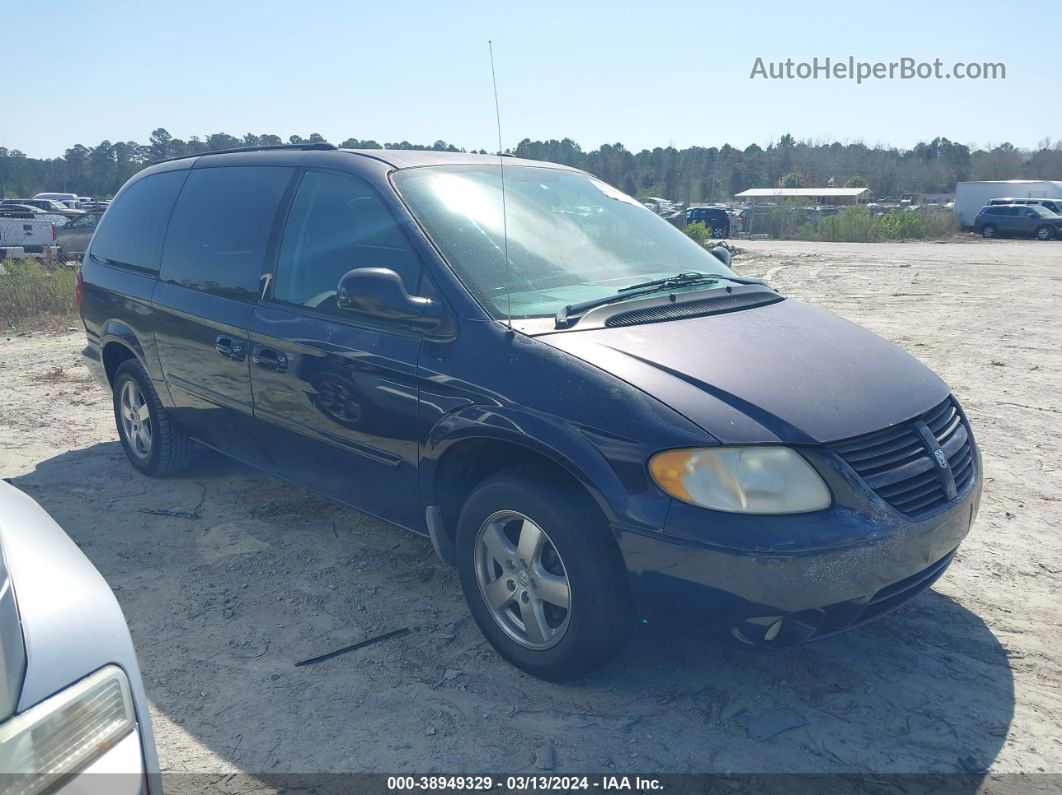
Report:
733,187,871,206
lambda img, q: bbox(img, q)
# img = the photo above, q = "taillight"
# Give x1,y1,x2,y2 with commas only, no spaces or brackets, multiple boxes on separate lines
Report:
51,223,57,241
76,268,84,308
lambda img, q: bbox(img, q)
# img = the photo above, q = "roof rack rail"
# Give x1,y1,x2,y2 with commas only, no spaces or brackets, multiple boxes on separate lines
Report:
157,141,338,164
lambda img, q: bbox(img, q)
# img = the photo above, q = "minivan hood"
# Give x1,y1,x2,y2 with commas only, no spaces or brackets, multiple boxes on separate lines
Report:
539,298,949,444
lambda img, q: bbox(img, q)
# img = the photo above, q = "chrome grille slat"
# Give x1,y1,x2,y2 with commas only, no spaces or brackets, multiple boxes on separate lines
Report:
830,396,976,517
842,435,926,470
878,469,940,499
885,476,943,505
935,413,962,442
925,402,956,433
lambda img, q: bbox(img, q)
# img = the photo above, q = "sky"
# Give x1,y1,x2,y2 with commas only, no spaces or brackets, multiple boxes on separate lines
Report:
6,0,1059,159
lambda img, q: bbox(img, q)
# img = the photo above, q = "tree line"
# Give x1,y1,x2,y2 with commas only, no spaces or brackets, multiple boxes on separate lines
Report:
2,128,1060,202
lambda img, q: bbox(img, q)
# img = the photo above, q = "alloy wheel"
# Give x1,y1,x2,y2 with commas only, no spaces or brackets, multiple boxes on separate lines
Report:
120,380,152,459
474,511,572,650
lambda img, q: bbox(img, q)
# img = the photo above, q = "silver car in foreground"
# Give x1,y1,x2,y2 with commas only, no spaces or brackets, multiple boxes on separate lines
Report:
0,481,160,794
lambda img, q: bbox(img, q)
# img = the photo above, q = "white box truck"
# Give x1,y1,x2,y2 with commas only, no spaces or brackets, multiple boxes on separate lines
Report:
954,180,1062,228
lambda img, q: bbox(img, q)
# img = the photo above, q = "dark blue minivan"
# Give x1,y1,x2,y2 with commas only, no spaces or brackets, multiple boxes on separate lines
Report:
79,144,981,680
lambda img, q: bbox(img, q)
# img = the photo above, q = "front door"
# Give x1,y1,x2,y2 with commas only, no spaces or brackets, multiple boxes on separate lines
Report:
247,168,425,530
153,164,295,465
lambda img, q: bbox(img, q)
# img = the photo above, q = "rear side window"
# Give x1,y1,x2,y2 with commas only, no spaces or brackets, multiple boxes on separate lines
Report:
89,171,187,273
271,169,421,316
160,166,294,301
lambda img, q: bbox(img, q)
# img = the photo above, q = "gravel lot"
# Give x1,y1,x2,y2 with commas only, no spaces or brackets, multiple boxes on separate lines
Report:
1,238,1059,787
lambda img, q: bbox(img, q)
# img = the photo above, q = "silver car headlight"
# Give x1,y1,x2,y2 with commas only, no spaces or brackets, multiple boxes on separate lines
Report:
649,446,831,514
0,665,136,794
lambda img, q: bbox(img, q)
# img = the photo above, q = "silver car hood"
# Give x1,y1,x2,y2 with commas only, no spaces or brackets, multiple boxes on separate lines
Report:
0,481,159,780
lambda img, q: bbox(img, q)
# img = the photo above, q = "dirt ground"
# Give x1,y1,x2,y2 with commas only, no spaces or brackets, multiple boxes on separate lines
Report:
1,238,1060,787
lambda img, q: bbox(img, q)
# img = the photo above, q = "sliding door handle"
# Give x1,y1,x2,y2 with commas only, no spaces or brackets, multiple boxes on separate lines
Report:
252,345,288,373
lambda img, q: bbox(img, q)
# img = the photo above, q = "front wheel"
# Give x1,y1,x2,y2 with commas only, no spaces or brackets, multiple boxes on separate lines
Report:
1035,225,1052,241
980,224,997,238
456,468,632,681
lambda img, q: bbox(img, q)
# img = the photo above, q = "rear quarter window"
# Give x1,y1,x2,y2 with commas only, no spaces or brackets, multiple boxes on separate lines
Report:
89,170,188,273
159,166,294,302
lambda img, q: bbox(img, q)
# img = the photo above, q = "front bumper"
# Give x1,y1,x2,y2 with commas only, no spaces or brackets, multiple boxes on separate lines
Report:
615,467,981,645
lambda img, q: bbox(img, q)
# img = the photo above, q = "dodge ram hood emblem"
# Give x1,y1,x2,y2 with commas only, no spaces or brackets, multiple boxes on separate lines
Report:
934,449,949,469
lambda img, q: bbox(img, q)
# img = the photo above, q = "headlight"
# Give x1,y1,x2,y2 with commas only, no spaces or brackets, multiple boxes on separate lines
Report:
649,447,831,514
0,665,136,794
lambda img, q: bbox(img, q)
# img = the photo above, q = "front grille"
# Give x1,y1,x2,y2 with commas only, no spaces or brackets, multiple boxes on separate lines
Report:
830,396,976,516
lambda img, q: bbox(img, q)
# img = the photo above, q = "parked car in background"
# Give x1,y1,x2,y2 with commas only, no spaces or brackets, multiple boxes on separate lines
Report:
1,198,83,219
954,180,1062,227
0,215,60,259
974,204,1062,240
686,206,734,237
32,192,80,209
987,197,1062,215
80,144,981,680
0,204,45,217
56,212,102,260
0,481,160,794
0,203,70,228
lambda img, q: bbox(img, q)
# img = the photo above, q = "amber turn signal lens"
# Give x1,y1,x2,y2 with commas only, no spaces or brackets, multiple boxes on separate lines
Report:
648,449,695,503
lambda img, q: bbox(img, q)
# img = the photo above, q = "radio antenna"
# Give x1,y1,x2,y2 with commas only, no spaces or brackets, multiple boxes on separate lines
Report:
488,40,513,332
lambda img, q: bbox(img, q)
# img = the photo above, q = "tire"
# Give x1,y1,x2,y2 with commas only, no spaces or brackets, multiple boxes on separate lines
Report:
711,226,726,239
112,358,194,476
979,224,996,238
1035,225,1052,241
455,467,632,681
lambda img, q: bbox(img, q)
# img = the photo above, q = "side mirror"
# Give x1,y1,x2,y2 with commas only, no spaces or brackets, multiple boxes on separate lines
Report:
337,267,446,333
709,245,731,267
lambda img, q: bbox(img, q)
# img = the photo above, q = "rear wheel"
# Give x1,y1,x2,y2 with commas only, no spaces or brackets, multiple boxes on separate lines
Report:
711,225,726,239
112,359,194,476
980,224,997,238
1035,225,1052,241
456,467,632,680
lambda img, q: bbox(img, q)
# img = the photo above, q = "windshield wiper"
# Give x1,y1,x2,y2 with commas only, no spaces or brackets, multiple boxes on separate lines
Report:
554,271,767,329
618,271,765,292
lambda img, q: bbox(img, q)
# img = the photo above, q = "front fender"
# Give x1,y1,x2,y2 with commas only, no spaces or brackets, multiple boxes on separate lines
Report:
420,404,672,534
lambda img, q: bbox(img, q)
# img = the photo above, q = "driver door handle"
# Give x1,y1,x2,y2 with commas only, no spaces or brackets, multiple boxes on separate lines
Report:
215,335,246,361
252,344,288,373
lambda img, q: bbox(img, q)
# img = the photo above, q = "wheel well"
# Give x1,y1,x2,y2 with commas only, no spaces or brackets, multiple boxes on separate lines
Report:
102,341,137,386
432,438,604,547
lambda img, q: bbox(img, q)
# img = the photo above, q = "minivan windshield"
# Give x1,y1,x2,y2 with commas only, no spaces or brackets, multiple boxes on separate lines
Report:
392,165,740,321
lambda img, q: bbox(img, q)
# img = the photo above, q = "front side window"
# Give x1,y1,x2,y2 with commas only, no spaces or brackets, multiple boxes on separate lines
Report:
89,171,187,272
272,169,421,317
160,166,294,301
393,165,738,320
